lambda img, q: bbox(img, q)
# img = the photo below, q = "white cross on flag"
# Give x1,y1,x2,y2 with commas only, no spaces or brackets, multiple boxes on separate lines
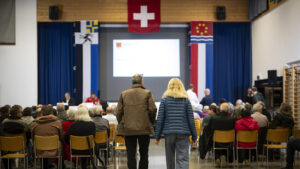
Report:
128,0,160,33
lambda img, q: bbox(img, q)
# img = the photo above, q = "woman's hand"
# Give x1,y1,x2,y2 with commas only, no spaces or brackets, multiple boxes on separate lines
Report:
155,139,160,145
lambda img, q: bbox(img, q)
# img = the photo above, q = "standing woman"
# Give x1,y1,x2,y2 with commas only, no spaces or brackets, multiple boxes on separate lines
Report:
155,78,197,169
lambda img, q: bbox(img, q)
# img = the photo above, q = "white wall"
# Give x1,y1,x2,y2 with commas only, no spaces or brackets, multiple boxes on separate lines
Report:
252,0,300,83
0,0,37,107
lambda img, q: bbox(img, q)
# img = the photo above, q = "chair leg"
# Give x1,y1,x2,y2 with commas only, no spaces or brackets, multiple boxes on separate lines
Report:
76,157,78,169
256,148,259,168
267,148,269,168
70,156,72,169
237,148,239,168
24,157,26,169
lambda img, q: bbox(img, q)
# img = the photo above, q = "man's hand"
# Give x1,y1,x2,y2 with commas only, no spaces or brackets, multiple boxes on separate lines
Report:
155,139,160,145
192,140,197,146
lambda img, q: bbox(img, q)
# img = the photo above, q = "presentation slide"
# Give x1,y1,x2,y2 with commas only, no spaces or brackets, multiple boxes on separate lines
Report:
113,39,180,77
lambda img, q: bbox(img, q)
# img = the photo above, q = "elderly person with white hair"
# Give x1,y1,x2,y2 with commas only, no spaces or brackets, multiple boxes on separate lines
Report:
251,103,268,128
207,103,236,167
200,88,213,106
65,107,96,169
62,109,76,161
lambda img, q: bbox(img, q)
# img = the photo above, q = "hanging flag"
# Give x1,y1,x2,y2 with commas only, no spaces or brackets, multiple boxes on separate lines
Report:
190,21,214,100
128,0,160,33
74,20,99,104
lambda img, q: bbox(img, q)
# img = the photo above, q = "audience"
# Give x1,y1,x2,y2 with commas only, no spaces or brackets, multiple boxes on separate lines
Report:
252,87,266,105
235,99,244,107
2,105,27,134
207,103,236,167
62,109,76,161
257,101,271,121
200,88,213,106
202,104,218,127
32,105,64,169
89,106,109,134
65,107,96,169
251,103,268,128
218,98,227,105
103,106,118,126
22,107,34,130
232,105,243,120
0,105,10,123
234,108,259,165
155,78,197,169
57,103,67,122
269,103,294,134
200,106,209,118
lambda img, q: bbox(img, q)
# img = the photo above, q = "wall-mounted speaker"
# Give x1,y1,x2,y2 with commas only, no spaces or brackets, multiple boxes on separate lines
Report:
49,6,59,20
216,6,226,20
268,70,277,86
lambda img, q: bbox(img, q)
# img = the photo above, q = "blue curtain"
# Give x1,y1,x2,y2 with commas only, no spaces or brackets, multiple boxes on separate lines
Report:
38,22,75,105
213,22,252,103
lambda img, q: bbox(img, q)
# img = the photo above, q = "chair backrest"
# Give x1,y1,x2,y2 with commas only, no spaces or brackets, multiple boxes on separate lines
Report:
70,135,94,150
115,136,125,145
34,135,59,151
237,130,258,143
95,130,108,144
214,129,235,143
109,124,116,141
4,133,26,143
267,128,289,143
294,129,300,138
0,136,25,152
194,119,201,137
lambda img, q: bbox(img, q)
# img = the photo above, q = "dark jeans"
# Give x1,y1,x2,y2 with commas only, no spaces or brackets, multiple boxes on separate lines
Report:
286,138,300,168
214,143,234,162
125,135,150,169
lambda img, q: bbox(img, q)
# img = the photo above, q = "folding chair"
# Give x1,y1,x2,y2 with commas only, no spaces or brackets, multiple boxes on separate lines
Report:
94,131,109,165
213,129,235,167
70,135,95,169
34,135,61,169
263,128,289,167
0,136,27,169
236,130,259,167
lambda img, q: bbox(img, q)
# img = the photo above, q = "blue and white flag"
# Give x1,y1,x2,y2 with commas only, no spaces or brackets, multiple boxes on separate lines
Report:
74,20,99,103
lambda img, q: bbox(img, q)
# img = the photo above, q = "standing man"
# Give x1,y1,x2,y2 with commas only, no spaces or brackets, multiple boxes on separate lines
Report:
187,84,202,112
62,92,76,106
200,88,213,106
245,87,254,105
117,74,157,169
252,87,266,105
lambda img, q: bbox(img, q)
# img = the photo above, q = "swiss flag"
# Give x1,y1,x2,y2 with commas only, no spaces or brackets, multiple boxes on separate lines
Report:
128,0,160,33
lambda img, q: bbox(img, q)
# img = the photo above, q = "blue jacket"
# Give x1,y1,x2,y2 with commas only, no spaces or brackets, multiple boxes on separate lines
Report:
200,95,213,106
155,97,197,141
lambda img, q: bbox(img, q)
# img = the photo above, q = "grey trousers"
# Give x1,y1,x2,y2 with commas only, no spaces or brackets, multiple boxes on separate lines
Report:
165,134,190,169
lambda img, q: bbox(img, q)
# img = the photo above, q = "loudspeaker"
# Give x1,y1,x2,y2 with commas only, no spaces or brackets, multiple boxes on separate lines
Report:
268,70,277,86
49,6,59,20
216,6,226,20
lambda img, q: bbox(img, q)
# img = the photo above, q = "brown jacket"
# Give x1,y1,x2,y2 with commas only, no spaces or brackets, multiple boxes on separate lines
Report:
117,84,157,136
32,115,64,157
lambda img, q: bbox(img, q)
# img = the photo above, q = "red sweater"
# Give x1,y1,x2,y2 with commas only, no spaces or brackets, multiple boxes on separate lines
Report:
85,97,101,105
62,120,75,161
234,116,260,148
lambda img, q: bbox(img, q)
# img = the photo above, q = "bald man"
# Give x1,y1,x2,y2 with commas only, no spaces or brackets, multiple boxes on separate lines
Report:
200,88,213,106
103,106,118,126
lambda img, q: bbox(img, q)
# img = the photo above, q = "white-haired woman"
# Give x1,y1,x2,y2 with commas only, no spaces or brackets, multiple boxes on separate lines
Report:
65,107,95,169
155,78,197,169
62,109,76,161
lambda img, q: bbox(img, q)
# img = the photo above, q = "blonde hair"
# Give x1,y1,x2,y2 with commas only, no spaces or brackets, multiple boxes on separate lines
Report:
75,107,92,122
162,78,188,99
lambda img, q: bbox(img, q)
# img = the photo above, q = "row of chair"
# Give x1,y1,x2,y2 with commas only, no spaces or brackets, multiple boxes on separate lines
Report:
0,124,125,169
212,128,291,167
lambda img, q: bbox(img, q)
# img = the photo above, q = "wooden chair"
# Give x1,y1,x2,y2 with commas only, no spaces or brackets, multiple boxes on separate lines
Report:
34,135,61,169
109,124,116,146
213,130,235,167
70,135,95,169
94,131,109,165
236,130,259,167
294,129,300,138
263,128,289,167
0,136,27,169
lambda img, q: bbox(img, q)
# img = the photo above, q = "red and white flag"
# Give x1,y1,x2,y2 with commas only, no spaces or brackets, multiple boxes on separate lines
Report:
128,0,160,33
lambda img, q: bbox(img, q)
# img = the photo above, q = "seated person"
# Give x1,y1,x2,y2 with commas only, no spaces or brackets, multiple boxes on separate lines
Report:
200,88,213,106
282,138,300,169
207,103,236,167
65,107,96,169
103,106,118,126
57,103,67,122
232,105,243,120
244,87,254,105
235,108,259,165
62,92,76,106
85,92,101,105
202,105,218,127
257,101,271,121
269,103,294,135
32,105,64,169
200,106,209,118
2,105,27,134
